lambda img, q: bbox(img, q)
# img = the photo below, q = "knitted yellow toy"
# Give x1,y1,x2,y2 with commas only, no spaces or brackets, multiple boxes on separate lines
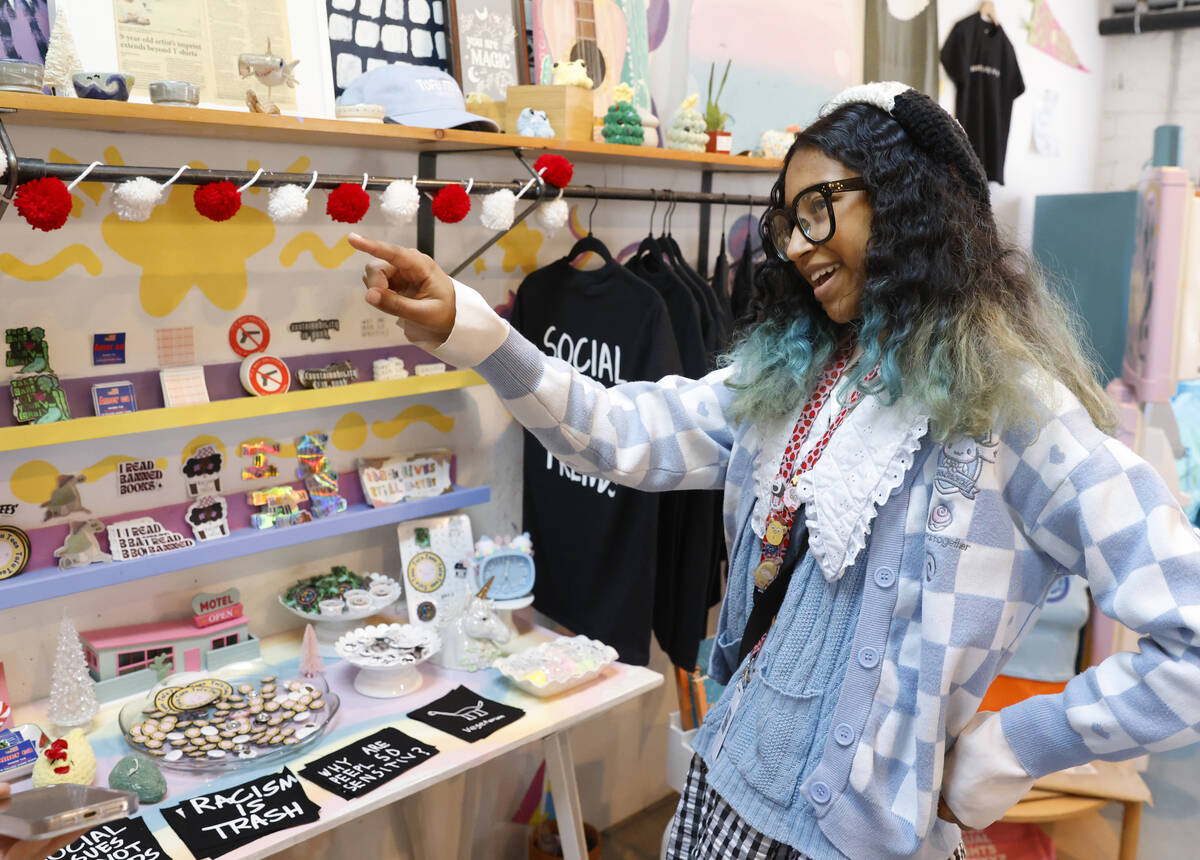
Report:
31,729,96,786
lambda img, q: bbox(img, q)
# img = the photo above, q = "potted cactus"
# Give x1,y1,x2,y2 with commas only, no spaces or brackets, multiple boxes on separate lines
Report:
704,60,732,153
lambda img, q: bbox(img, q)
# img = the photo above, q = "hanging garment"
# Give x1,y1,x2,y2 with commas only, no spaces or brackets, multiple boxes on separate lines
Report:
511,256,682,665
940,12,1025,184
730,230,760,324
864,0,941,99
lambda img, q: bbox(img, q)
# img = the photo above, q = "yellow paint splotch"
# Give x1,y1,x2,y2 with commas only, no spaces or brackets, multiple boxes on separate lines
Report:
182,435,226,464
10,460,59,503
373,404,455,438
473,258,487,274
496,221,543,274
279,233,356,269
331,412,368,450
102,170,275,317
0,245,102,281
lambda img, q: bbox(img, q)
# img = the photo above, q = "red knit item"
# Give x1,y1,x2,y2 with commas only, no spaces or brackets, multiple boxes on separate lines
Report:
326,183,371,223
431,184,471,223
14,177,72,231
194,181,242,221
533,154,573,188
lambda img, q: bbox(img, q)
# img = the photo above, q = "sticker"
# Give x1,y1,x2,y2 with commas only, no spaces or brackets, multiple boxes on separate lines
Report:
186,495,230,543
40,474,91,521
53,520,110,570
92,332,126,365
298,727,437,800
406,551,446,593
358,450,453,508
52,817,167,860
160,365,210,407
414,362,447,376
296,433,346,519
361,318,388,337
117,459,163,495
240,440,282,480
247,485,312,529
407,685,524,742
182,446,223,498
5,326,51,373
241,354,291,396
297,360,358,389
289,319,340,341
229,314,271,357
162,768,319,859
0,525,30,580
416,601,436,622
372,357,409,380
0,503,17,516
11,372,70,424
92,381,138,416
155,326,195,367
107,517,195,561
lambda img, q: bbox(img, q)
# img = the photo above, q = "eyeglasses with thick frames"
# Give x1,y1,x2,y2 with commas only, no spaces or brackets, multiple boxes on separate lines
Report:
761,177,868,261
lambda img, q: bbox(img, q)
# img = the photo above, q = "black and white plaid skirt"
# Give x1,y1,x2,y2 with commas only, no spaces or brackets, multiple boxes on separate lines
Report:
665,754,968,860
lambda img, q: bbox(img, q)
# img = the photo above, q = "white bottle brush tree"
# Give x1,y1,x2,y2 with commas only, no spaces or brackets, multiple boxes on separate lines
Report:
43,6,82,96
48,615,99,730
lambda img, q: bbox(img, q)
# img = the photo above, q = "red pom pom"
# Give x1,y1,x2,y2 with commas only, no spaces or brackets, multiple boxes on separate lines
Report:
326,182,371,223
431,184,471,223
14,177,72,231
194,181,242,222
533,153,574,188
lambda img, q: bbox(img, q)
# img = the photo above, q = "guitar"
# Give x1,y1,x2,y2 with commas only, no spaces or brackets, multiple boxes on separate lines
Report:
539,0,628,117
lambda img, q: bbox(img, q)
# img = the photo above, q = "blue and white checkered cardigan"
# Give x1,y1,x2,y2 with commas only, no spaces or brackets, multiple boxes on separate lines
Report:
428,282,1200,860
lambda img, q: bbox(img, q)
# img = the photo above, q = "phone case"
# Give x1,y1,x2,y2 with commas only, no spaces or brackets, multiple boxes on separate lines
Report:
0,784,135,839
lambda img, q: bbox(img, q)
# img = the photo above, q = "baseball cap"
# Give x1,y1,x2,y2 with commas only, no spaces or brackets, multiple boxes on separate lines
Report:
337,64,499,132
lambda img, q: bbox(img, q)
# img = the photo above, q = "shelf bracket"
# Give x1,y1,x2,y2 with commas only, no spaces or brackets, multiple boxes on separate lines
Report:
448,149,546,278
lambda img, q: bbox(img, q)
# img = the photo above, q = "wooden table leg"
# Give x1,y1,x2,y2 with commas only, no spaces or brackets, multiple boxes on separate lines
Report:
1119,800,1141,860
544,730,588,860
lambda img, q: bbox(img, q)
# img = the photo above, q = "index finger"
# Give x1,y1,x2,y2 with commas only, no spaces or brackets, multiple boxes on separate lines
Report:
347,234,434,280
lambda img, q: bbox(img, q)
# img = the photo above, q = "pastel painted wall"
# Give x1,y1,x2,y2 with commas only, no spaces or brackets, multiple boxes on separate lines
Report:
0,120,774,854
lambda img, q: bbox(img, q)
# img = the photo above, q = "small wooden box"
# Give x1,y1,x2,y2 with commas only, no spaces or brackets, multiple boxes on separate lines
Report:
468,99,506,132
505,84,594,142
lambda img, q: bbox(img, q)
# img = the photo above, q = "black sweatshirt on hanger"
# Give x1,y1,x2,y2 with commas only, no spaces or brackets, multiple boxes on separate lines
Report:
511,257,682,665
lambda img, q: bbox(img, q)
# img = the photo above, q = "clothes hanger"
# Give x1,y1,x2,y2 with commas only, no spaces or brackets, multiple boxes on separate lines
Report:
566,185,614,268
979,1,997,24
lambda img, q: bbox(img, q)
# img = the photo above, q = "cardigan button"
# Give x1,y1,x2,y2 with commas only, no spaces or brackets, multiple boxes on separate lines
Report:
873,566,896,588
858,646,880,669
810,781,831,804
833,723,855,746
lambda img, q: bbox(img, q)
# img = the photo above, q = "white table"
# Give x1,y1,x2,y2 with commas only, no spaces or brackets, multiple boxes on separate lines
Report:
10,624,663,860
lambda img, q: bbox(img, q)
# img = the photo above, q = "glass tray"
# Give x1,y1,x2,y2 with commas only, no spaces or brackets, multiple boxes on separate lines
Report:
117,661,340,772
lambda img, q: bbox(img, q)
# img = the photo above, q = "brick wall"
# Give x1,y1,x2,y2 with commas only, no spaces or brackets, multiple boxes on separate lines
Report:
1095,28,1200,191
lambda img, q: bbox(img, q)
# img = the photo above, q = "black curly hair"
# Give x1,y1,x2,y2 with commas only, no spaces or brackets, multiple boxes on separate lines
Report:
725,101,1114,441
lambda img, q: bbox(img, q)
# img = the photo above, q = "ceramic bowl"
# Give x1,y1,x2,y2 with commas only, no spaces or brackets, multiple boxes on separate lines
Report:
494,635,618,698
0,59,43,93
72,72,134,101
149,80,199,106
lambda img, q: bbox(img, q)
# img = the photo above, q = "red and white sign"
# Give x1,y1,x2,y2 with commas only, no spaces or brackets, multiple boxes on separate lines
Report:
229,315,271,357
241,354,291,396
193,603,244,629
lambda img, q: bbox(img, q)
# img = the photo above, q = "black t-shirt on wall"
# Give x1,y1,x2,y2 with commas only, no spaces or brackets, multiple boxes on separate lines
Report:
511,258,682,665
940,12,1025,184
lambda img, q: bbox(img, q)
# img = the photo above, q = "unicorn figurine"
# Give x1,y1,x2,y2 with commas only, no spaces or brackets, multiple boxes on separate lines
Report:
431,579,511,672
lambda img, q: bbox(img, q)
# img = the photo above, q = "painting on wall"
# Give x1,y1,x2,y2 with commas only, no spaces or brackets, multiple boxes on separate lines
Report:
0,0,50,64
326,0,452,98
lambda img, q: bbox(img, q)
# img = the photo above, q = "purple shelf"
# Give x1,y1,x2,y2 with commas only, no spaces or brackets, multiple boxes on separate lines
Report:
0,485,490,611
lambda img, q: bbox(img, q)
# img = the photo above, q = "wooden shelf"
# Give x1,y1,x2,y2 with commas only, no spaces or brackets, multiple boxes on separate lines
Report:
0,484,491,610
0,369,485,452
0,92,781,173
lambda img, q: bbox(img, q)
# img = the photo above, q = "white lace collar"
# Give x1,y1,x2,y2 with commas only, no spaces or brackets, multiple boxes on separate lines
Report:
750,383,929,582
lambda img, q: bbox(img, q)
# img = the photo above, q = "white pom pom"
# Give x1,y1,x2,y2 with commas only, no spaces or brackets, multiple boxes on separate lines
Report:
534,195,569,234
267,184,309,223
0,157,6,180
111,176,165,222
480,188,516,231
381,179,420,226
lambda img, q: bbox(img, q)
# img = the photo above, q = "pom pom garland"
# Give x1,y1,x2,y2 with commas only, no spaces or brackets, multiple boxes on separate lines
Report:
111,166,187,222
380,178,421,226
533,189,569,234
533,154,573,188
327,178,371,223
268,173,320,224
194,181,242,222
431,182,471,223
480,188,516,231
14,177,73,231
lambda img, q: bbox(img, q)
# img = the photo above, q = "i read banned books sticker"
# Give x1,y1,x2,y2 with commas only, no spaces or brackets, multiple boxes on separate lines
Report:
299,727,438,800
407,685,525,742
49,817,165,860
162,768,319,858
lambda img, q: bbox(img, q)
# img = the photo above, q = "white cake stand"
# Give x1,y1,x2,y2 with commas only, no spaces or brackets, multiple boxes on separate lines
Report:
278,574,402,654
334,623,441,698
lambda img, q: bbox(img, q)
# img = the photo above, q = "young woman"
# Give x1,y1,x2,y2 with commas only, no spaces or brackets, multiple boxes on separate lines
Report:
349,82,1200,860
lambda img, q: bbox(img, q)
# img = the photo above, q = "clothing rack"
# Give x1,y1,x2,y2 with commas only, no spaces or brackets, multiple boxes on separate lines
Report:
0,116,772,279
